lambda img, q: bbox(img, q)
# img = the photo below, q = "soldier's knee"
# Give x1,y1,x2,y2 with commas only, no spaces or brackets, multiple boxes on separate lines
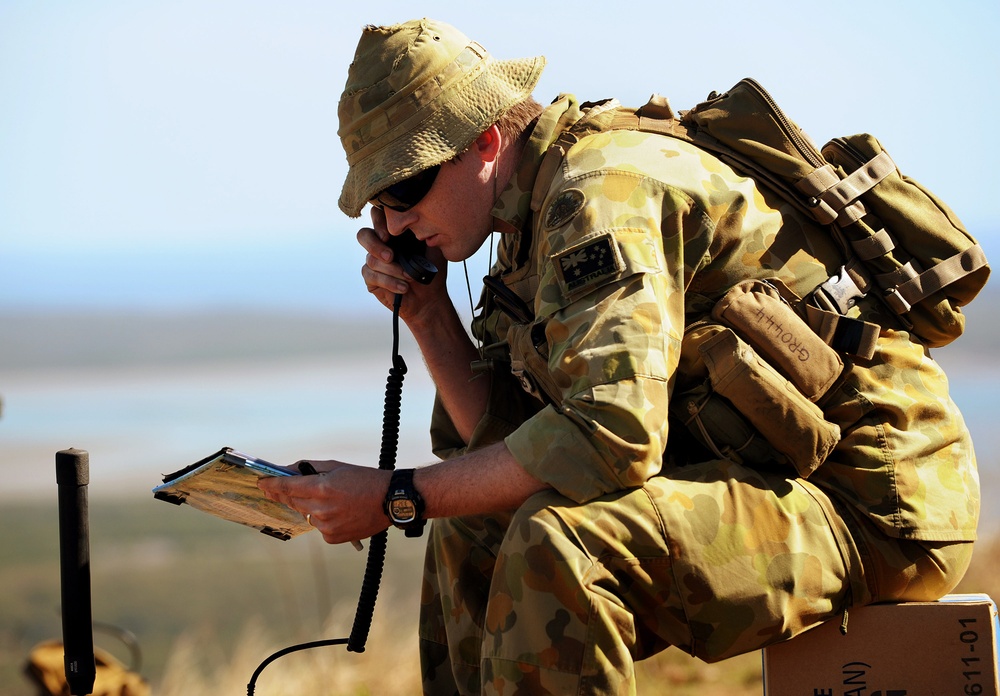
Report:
875,539,975,602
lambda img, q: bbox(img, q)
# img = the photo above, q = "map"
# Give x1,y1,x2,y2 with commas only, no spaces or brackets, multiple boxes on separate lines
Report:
152,448,313,540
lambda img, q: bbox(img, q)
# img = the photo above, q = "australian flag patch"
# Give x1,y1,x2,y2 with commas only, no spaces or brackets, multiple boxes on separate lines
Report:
552,233,624,295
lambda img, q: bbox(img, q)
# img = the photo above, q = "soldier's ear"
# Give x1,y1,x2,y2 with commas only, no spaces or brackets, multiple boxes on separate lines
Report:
471,124,503,163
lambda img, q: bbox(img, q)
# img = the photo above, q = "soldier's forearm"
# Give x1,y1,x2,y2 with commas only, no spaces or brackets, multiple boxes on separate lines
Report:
416,441,549,519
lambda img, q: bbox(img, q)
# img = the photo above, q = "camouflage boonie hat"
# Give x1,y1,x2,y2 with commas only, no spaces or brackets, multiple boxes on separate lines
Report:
337,18,545,217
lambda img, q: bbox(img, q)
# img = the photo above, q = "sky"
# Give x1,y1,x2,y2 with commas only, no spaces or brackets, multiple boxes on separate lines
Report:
1,0,998,313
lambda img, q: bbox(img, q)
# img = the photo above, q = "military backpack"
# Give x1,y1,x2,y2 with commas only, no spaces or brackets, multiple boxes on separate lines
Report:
523,79,989,473
536,77,989,350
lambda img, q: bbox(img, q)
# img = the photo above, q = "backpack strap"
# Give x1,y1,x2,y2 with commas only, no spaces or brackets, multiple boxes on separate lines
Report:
886,244,989,314
805,303,880,361
529,95,894,361
795,151,896,226
530,98,623,214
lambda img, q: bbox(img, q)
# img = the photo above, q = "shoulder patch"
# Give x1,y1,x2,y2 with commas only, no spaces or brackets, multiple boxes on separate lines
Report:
544,189,586,230
552,232,624,296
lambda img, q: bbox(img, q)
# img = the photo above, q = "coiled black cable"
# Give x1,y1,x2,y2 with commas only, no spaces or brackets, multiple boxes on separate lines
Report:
348,294,406,652
247,293,406,694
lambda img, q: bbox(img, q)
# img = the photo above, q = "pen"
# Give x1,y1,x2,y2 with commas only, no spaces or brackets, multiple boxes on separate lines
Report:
297,462,364,551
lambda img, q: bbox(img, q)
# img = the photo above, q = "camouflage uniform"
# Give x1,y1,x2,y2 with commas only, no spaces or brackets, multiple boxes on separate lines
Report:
420,95,979,695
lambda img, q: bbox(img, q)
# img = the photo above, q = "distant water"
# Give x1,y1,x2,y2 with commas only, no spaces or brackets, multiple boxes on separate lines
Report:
0,241,366,313
0,353,438,499
0,238,495,498
1,348,997,532
0,239,496,314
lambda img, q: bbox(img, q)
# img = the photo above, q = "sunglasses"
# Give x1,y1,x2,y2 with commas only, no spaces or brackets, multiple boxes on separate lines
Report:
370,165,441,212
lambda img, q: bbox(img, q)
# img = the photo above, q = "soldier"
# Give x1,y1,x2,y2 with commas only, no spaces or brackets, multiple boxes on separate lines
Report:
260,18,979,695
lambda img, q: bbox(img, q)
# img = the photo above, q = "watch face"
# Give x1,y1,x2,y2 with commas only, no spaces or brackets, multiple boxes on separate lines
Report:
389,498,417,524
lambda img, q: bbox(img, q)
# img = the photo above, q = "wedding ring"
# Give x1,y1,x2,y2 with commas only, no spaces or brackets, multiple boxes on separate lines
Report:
306,513,312,525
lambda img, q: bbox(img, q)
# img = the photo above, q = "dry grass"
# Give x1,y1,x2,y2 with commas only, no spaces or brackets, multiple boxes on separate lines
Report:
157,604,423,696
955,529,1000,599
137,524,1000,696
151,604,764,696
4,500,1000,695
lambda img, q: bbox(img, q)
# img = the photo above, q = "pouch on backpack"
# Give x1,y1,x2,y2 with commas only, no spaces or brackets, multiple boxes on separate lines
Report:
672,322,840,477
670,379,783,467
711,279,843,401
678,78,989,347
701,327,840,478
819,134,988,346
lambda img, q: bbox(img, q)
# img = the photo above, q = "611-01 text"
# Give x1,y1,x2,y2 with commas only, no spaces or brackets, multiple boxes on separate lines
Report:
959,617,985,695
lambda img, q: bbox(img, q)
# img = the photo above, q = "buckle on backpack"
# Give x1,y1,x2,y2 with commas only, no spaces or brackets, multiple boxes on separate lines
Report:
814,266,865,315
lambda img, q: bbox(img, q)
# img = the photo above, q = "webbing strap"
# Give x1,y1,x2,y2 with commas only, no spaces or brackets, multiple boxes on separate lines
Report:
877,261,919,291
636,115,686,137
821,150,896,219
835,200,867,226
893,244,990,309
794,166,840,225
797,164,840,197
851,228,895,261
805,304,879,361
795,151,896,227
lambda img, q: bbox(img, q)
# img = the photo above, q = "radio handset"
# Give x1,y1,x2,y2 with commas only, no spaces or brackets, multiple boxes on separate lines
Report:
387,230,438,285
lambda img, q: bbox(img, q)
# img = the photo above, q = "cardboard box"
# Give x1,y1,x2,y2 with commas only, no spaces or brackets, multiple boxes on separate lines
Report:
763,593,999,695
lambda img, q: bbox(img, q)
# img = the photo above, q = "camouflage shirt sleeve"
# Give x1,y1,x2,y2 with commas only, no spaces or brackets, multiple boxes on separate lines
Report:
490,110,977,540
504,133,719,503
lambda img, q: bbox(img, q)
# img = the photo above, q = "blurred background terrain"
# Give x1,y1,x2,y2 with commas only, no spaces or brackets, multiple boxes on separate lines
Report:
2,0,997,693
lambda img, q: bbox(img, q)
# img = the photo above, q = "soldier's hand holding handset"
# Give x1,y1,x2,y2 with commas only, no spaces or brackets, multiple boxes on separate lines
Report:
358,205,450,323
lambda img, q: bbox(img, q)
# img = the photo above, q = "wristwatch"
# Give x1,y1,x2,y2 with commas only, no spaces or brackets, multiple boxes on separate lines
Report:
383,469,426,537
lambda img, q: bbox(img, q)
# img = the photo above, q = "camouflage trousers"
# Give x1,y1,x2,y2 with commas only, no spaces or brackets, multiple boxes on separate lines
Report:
418,459,973,696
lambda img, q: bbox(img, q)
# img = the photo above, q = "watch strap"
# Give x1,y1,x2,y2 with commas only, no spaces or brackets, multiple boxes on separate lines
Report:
384,468,426,537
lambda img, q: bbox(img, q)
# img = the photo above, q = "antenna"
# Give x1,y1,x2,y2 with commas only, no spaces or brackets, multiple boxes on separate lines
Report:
56,448,96,695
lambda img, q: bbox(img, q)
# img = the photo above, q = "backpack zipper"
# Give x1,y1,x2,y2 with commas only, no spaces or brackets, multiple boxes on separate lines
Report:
740,78,826,170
